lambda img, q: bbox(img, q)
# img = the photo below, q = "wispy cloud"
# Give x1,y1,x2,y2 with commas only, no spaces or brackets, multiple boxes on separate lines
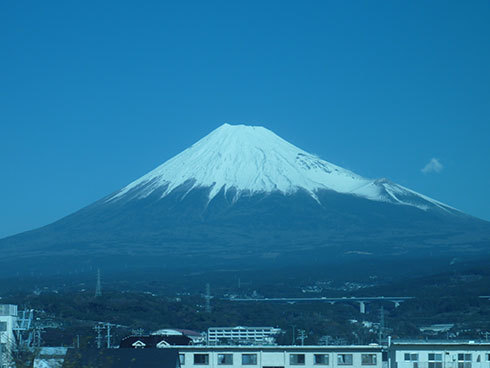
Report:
421,158,443,174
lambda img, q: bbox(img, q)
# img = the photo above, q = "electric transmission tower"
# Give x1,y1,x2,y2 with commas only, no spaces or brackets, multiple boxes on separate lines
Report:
95,268,102,297
204,283,212,313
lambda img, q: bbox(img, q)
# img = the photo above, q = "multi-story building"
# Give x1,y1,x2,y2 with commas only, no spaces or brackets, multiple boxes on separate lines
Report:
207,327,282,345
388,341,490,368
177,344,383,368
0,305,17,368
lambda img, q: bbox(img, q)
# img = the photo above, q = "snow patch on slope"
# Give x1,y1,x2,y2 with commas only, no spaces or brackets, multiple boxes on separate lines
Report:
109,123,456,213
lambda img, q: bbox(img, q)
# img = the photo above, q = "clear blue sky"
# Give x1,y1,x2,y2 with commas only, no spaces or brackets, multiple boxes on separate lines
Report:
1,1,489,238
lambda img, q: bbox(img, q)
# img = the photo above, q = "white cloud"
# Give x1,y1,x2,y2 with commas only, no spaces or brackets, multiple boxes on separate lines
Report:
421,158,443,174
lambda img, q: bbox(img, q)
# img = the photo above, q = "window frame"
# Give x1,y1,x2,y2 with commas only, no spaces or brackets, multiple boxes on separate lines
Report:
217,353,233,365
337,354,354,366
290,353,306,365
314,354,330,365
241,353,258,365
361,354,377,365
193,353,209,365
457,353,472,368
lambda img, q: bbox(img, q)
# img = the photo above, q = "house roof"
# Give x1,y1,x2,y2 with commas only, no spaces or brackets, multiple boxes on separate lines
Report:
120,334,191,348
62,348,179,368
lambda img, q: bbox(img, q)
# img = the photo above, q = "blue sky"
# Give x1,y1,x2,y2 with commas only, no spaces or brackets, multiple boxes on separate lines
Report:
1,1,489,238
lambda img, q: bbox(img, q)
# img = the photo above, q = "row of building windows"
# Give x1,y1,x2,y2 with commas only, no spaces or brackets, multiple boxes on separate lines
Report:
404,353,490,361
181,353,377,366
403,352,490,368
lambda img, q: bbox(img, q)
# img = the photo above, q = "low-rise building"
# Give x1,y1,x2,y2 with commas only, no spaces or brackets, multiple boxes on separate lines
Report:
176,344,383,368
388,341,490,368
207,326,282,345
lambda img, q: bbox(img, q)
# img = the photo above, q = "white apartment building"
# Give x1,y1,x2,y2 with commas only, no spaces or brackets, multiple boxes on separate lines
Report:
388,341,490,368
176,345,383,368
207,327,282,345
0,305,18,368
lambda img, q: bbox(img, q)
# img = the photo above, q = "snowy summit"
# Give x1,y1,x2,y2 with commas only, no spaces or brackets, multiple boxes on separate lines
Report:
110,123,455,213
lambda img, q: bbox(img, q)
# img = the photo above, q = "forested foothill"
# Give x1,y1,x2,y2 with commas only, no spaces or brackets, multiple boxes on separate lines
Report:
1,257,489,348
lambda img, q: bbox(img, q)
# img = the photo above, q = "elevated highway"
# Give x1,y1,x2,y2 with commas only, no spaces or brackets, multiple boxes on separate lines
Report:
227,296,414,313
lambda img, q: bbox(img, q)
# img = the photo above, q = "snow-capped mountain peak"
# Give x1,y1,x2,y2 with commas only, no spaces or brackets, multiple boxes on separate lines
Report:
109,123,456,213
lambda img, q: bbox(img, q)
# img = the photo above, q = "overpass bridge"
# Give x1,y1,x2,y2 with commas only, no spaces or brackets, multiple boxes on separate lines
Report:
227,296,414,313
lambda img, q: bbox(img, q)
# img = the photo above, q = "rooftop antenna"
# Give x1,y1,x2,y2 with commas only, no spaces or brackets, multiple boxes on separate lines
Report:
205,283,212,313
95,268,102,298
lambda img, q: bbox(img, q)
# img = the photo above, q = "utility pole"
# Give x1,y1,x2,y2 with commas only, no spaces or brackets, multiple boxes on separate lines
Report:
297,329,307,346
94,324,104,349
106,323,113,349
95,268,102,298
291,325,296,345
378,306,385,344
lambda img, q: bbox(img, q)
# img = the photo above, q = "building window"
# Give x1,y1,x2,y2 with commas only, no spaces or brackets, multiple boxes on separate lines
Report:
242,354,257,365
179,354,185,365
458,354,472,368
338,354,353,365
428,353,442,368
486,354,490,361
0,322,6,331
404,354,419,361
362,354,377,365
314,354,329,365
290,354,306,365
194,354,209,365
218,354,233,365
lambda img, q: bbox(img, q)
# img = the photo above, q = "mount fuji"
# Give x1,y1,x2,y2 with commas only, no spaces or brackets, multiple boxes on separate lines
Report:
110,124,457,213
1,124,489,276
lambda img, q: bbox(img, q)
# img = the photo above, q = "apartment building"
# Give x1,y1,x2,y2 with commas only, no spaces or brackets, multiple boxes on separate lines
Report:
207,327,282,345
388,341,490,368
177,344,383,368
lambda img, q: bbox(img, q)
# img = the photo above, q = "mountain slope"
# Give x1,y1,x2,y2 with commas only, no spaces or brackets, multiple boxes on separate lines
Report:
0,123,488,276
110,124,457,214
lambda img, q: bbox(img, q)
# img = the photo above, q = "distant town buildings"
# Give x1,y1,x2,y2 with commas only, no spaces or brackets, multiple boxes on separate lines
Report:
2,303,489,368
207,326,282,345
